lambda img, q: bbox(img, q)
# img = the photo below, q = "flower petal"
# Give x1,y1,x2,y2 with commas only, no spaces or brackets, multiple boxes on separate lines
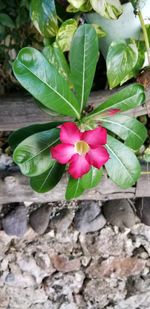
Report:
82,126,107,147
86,146,110,169
51,143,75,164
59,122,81,144
68,154,90,179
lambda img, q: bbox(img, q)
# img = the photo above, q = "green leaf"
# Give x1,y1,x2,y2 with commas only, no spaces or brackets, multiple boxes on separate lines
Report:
70,24,99,112
81,167,103,189
87,84,145,119
107,40,140,88
65,176,85,199
92,24,106,38
66,4,79,12
30,161,65,193
132,41,145,75
79,0,92,11
56,19,78,52
13,128,59,177
13,47,80,119
143,147,150,162
9,122,62,151
101,114,147,151
0,13,15,28
67,0,92,12
0,24,5,40
67,0,86,9
30,0,58,38
90,0,122,19
105,135,141,189
43,42,71,84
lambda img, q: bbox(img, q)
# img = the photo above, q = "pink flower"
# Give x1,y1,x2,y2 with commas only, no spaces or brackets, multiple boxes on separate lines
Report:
50,122,110,179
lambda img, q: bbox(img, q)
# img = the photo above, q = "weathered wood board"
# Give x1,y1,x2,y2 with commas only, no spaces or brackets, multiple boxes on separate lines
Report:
0,88,149,130
0,169,135,203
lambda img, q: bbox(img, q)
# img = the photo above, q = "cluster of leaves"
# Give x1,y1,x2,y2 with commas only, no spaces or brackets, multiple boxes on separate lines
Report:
86,0,150,88
29,0,107,52
0,0,41,92
2,0,149,92
9,24,147,199
30,0,150,90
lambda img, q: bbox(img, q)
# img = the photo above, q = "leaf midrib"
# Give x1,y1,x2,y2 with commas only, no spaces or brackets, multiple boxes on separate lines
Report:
80,27,86,113
101,118,143,143
17,59,80,119
87,90,142,119
106,142,135,182
19,137,59,165
39,161,57,191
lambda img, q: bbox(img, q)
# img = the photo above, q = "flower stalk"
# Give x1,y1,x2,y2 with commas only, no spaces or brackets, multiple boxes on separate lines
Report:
137,9,150,66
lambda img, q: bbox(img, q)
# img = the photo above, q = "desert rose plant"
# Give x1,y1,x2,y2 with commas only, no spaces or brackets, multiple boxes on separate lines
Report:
9,24,147,199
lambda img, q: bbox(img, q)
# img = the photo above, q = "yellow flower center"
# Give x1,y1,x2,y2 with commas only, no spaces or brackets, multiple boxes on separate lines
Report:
75,140,90,155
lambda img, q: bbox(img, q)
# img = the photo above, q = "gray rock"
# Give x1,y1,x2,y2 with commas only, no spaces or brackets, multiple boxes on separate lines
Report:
29,204,51,234
74,201,106,233
102,199,137,228
135,197,150,226
115,291,150,309
2,205,27,236
7,286,48,309
5,272,15,283
50,208,74,232
83,278,126,309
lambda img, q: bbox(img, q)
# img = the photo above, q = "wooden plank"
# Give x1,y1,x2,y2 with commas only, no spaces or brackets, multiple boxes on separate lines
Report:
0,169,135,203
1,164,149,203
1,162,149,202
0,87,149,130
136,162,150,197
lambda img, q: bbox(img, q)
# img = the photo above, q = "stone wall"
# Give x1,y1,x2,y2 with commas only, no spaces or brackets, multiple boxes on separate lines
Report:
0,199,150,309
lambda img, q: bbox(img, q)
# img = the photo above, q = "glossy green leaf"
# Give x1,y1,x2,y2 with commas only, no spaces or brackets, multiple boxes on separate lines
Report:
13,47,80,119
13,128,59,177
56,19,78,52
81,167,103,189
70,24,99,112
86,84,145,119
9,122,62,151
90,0,122,19
43,42,70,75
66,4,79,12
43,42,71,84
120,41,145,85
67,0,92,12
30,161,65,193
101,114,147,151
65,176,85,199
143,147,150,162
0,13,15,28
105,135,141,188
132,41,145,75
79,0,92,11
67,0,86,9
107,40,140,88
92,24,106,38
30,0,58,37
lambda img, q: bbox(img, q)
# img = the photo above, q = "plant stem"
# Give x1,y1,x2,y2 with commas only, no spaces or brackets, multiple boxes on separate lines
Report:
137,10,150,66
